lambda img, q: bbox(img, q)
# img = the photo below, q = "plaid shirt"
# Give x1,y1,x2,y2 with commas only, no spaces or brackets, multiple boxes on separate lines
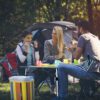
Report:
79,56,100,72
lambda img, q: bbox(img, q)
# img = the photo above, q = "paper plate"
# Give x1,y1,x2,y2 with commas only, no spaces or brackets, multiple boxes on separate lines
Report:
41,63,55,67
41,63,50,67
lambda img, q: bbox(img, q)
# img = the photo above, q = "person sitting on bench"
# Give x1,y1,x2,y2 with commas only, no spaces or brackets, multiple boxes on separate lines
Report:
55,20,100,100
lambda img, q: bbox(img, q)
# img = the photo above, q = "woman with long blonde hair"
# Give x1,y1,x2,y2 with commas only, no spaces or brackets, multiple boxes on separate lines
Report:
43,26,65,62
53,26,65,59
43,26,65,94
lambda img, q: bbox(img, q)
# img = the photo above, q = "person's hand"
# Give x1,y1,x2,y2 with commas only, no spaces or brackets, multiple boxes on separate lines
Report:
66,44,77,52
55,53,64,59
66,46,73,52
24,42,30,53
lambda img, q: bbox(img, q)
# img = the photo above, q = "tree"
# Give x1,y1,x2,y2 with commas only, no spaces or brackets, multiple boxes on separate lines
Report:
0,0,99,55
87,0,94,32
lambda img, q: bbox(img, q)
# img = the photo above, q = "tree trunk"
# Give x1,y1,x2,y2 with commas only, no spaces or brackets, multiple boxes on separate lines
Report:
64,0,70,20
87,0,94,32
55,0,61,20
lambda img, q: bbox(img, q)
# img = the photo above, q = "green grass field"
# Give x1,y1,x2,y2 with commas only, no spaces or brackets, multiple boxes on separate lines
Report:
0,82,100,100
0,82,79,100
0,82,10,100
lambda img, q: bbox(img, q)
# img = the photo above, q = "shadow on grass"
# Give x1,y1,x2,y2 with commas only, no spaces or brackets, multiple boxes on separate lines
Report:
0,82,100,100
0,91,10,100
35,91,55,100
0,82,10,100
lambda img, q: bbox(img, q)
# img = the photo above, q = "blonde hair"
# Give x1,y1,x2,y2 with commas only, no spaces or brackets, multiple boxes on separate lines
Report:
53,26,65,54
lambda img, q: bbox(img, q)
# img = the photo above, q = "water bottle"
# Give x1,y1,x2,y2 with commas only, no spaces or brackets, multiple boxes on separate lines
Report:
54,60,61,67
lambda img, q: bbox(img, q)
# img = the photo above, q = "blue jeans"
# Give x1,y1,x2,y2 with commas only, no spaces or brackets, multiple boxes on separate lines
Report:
58,63,98,98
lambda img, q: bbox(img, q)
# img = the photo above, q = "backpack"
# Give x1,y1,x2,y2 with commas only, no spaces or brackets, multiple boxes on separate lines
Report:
0,52,19,77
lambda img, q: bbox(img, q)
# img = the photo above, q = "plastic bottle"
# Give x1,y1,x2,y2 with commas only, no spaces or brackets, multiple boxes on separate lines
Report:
74,59,79,65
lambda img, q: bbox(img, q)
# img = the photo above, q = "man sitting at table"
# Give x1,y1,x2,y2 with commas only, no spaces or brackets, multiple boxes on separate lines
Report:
56,20,100,100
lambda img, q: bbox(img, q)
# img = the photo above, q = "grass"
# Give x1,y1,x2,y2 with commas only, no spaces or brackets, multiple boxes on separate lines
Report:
0,82,10,100
0,82,80,100
0,82,100,100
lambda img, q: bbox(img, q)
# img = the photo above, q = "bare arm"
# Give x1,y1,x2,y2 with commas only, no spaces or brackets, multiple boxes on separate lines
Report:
43,40,55,61
73,47,83,60
72,35,86,60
